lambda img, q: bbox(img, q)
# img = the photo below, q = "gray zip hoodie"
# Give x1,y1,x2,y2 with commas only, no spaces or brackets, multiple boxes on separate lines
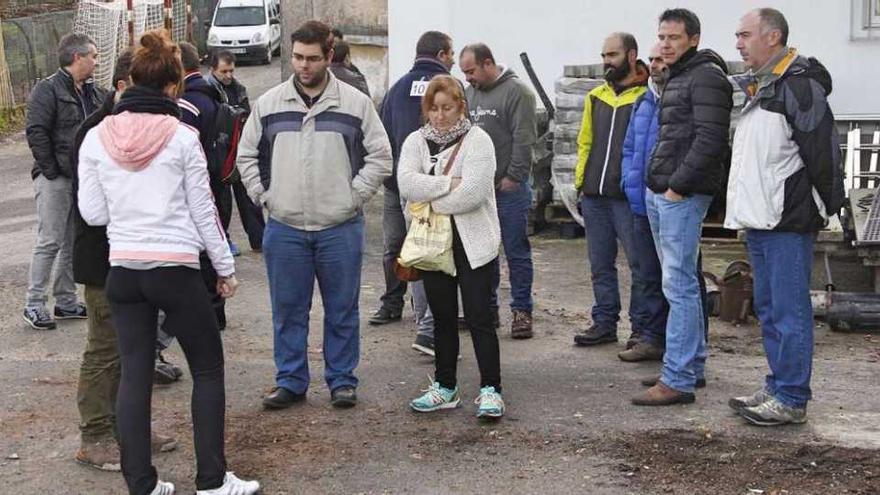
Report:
465,65,537,184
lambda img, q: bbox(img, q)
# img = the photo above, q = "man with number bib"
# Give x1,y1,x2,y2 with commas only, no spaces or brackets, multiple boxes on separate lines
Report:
371,31,455,357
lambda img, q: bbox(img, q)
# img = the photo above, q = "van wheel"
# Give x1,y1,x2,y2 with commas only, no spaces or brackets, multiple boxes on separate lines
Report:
262,46,272,65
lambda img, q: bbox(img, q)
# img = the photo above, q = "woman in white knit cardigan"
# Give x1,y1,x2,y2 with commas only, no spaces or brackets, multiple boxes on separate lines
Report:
397,75,505,419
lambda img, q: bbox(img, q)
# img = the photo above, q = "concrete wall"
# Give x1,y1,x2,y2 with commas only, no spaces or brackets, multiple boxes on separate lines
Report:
389,0,880,117
280,0,388,104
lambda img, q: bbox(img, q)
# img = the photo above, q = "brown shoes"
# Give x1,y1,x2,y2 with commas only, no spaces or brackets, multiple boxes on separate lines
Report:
76,431,177,472
75,440,121,472
618,342,664,362
151,431,178,454
641,375,706,389
631,381,695,406
510,309,533,339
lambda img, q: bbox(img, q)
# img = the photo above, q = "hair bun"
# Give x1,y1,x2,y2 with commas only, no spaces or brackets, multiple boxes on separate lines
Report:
138,31,171,54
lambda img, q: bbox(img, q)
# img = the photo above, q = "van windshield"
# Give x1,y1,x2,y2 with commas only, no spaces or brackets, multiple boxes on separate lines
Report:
214,6,265,27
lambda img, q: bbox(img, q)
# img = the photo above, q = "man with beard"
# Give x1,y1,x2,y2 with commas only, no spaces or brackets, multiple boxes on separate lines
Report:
573,32,649,348
237,20,392,410
460,43,537,339
617,43,668,363
632,9,732,407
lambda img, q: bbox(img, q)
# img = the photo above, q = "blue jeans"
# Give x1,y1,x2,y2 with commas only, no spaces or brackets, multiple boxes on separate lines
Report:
579,195,642,331
491,182,534,313
746,230,815,408
263,217,364,394
632,213,669,346
645,191,711,393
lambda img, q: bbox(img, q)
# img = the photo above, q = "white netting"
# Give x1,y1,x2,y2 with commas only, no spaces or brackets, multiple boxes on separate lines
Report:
0,14,15,108
73,0,127,90
73,0,190,89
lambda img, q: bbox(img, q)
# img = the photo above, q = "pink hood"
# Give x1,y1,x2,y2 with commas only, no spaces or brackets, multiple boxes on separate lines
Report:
98,112,180,171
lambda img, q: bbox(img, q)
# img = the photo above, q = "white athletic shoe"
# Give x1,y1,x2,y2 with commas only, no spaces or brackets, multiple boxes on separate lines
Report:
149,480,175,495
196,472,260,495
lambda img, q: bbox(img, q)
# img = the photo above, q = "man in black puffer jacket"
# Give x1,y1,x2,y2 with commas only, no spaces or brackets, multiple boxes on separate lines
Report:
633,8,733,407
23,34,104,331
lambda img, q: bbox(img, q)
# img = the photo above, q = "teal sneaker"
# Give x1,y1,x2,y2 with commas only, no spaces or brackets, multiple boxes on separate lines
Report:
475,386,504,418
410,381,460,412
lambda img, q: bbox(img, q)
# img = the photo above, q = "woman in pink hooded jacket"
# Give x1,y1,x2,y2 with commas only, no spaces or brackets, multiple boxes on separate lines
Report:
77,31,258,495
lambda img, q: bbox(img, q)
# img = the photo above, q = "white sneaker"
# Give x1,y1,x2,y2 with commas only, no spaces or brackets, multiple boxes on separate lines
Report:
150,480,175,495
197,472,260,495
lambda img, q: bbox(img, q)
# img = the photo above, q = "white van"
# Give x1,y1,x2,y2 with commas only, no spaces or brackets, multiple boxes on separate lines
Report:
206,0,282,64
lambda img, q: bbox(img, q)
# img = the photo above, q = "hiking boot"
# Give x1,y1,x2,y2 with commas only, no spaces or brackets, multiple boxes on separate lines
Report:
641,375,706,389
196,472,259,495
75,439,120,471
573,324,617,346
411,334,435,357
368,306,402,325
618,342,664,362
631,381,696,406
728,388,772,413
23,306,56,330
330,386,357,408
54,303,88,320
262,386,306,410
150,480,175,495
151,431,178,454
510,310,533,339
625,330,642,350
739,396,807,426
475,386,505,419
410,380,460,412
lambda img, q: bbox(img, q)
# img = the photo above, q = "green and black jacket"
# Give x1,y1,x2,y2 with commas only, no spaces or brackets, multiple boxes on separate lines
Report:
575,67,647,198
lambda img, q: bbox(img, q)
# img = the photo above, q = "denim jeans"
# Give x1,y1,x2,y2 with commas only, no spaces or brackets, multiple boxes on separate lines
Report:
263,217,363,394
410,279,434,339
631,214,669,346
491,182,534,313
645,190,711,393
579,195,642,331
746,230,815,408
26,175,78,310
381,187,408,313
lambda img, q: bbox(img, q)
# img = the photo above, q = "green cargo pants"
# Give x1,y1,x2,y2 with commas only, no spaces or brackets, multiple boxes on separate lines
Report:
76,285,120,442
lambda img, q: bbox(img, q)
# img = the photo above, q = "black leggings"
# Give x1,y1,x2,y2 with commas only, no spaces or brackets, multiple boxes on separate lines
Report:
421,225,501,392
106,266,226,495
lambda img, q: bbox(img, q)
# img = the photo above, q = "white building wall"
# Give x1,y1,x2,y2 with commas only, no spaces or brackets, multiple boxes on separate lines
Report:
389,0,879,117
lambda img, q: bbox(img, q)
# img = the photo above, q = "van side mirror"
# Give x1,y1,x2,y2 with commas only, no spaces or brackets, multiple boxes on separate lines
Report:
203,20,211,28
270,18,280,25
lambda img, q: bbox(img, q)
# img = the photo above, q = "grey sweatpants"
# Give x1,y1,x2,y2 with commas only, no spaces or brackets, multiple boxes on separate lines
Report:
26,175,78,310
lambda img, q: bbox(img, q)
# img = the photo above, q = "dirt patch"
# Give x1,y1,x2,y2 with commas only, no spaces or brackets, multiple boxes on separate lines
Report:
602,429,880,494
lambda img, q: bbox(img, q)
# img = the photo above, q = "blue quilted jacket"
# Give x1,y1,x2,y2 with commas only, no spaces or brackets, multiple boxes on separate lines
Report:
620,84,660,216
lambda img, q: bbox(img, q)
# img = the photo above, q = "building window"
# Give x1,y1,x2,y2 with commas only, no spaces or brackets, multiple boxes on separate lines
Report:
866,0,880,28
853,0,880,40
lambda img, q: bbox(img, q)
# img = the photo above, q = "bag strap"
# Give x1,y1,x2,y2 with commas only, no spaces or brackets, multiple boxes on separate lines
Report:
441,138,465,176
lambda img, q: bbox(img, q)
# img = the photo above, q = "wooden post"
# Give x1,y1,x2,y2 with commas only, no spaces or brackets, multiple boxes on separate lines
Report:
164,0,173,34
127,0,135,47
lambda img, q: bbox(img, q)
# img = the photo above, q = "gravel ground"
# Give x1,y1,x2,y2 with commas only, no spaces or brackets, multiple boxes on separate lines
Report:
0,59,878,494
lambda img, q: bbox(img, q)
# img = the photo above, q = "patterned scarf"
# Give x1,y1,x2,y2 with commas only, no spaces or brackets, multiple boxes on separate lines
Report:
419,116,472,146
